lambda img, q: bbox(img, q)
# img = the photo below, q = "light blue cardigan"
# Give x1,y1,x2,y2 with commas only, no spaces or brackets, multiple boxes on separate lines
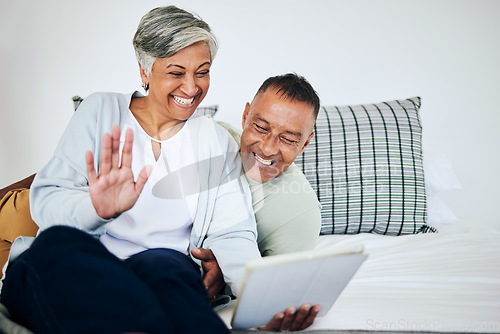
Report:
21,91,260,295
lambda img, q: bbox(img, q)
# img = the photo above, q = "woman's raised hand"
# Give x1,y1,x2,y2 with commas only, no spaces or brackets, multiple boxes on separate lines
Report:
86,125,152,219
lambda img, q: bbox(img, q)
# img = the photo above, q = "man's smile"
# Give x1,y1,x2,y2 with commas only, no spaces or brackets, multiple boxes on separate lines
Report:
254,153,275,166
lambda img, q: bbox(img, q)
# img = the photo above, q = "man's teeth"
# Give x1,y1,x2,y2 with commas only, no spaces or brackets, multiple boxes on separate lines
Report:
255,154,272,166
173,96,195,105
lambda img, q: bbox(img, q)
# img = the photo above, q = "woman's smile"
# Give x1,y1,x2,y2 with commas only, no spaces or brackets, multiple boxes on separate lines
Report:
172,95,195,107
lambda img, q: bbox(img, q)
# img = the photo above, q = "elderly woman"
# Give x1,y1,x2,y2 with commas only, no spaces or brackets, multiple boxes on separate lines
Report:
1,6,260,334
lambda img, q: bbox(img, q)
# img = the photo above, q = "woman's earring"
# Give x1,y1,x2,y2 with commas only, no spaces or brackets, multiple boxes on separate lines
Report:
141,82,149,92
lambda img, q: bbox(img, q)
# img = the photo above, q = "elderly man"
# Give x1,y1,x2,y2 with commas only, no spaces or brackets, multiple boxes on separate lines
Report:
192,73,322,331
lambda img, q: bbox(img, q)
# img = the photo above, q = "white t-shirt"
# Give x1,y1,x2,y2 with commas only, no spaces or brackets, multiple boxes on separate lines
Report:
100,111,199,259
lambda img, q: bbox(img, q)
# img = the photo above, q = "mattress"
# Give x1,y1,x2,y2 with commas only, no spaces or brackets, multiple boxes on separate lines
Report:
218,224,500,333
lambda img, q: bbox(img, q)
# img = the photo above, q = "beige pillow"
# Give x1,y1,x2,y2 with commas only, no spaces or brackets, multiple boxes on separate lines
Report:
0,188,39,278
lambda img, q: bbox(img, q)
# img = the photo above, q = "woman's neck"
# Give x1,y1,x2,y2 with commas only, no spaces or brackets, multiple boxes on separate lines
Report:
130,96,184,142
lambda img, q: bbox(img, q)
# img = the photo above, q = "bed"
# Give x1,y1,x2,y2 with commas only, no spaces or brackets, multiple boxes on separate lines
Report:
1,96,499,334
220,225,500,333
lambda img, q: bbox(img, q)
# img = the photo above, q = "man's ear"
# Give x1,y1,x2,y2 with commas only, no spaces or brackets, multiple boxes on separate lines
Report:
241,102,251,130
299,131,314,155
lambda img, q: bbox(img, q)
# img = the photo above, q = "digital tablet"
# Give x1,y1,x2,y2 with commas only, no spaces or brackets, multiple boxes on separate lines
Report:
230,244,367,329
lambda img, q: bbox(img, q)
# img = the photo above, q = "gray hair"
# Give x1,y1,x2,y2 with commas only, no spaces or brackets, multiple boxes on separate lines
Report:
133,6,218,77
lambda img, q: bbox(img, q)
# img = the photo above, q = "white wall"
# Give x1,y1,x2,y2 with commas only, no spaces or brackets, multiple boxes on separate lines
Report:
1,0,499,227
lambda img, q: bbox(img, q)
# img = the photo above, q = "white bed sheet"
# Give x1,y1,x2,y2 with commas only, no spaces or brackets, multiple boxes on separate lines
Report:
218,223,500,332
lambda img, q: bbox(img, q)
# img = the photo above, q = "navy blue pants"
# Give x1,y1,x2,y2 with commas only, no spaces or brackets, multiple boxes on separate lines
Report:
1,226,229,334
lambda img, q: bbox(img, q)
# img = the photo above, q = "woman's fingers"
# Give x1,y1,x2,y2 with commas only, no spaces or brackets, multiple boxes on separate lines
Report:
99,132,112,175
91,125,142,189
99,125,126,176
111,125,121,168
85,150,97,184
121,128,134,169
135,165,152,194
85,125,146,220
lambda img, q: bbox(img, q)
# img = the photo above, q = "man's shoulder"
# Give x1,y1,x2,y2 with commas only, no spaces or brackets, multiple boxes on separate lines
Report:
273,163,309,186
185,118,241,165
215,121,242,149
253,163,322,256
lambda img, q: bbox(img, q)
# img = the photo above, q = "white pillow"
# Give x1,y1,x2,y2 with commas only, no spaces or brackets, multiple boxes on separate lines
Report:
423,151,460,226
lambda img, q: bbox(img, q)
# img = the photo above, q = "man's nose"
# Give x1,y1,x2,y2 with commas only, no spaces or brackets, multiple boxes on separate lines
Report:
259,135,279,157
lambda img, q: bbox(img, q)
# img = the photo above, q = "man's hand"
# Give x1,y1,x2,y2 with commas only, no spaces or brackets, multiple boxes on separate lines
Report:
258,304,320,332
86,125,151,219
191,247,225,300
191,247,320,331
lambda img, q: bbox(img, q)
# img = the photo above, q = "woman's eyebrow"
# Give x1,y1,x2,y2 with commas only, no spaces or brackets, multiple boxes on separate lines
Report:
166,62,211,70
198,61,211,68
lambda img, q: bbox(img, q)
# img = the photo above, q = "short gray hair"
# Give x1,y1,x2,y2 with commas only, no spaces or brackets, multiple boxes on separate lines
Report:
133,6,218,77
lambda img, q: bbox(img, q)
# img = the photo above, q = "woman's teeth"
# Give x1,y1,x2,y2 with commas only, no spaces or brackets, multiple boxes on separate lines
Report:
173,96,195,105
255,154,272,166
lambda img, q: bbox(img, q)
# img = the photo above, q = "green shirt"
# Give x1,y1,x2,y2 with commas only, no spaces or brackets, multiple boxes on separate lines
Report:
218,121,322,256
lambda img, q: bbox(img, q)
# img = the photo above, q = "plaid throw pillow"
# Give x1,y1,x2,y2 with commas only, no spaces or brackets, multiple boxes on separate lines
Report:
296,97,435,235
194,105,219,118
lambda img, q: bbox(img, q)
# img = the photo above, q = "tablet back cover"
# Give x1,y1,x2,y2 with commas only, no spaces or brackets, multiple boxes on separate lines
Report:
231,245,367,329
